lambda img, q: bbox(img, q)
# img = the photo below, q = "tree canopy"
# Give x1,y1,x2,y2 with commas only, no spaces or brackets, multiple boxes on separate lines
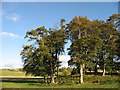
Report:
20,14,120,84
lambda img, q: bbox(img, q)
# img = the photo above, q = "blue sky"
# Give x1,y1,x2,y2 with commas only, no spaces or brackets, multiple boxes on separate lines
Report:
2,0,119,2
0,2,118,68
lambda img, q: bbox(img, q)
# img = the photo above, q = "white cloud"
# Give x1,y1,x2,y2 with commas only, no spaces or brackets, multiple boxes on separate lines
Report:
0,32,20,38
0,63,23,69
7,13,20,22
59,55,70,67
59,55,70,61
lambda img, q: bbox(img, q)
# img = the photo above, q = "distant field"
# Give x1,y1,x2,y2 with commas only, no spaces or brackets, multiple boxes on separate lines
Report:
0,69,63,77
0,69,32,79
0,69,26,77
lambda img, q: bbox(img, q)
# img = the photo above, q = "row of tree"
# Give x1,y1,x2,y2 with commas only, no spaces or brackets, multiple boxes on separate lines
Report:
67,14,120,84
20,14,120,84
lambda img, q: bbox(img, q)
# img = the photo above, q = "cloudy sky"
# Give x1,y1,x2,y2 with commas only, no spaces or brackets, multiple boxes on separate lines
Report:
0,1,118,68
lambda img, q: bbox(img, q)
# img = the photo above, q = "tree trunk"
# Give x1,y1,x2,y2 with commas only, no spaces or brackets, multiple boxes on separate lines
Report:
51,76,55,84
79,64,84,84
102,66,105,76
44,76,47,83
102,50,106,76
55,48,59,78
94,57,98,74
57,66,59,78
56,58,59,78
51,67,55,84
95,64,98,74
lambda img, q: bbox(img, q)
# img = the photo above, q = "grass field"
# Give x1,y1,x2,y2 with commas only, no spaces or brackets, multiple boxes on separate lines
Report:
0,69,63,77
1,82,119,88
0,69,27,76
0,69,119,88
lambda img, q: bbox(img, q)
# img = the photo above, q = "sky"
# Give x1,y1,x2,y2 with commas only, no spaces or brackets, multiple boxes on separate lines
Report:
0,2,118,68
1,0,119,2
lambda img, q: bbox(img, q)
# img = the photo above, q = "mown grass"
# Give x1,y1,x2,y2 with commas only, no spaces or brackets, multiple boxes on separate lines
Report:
1,75,119,88
0,69,26,76
0,69,119,88
1,82,119,88
0,69,65,77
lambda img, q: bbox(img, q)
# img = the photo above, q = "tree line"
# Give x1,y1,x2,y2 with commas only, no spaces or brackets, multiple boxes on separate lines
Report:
20,14,120,84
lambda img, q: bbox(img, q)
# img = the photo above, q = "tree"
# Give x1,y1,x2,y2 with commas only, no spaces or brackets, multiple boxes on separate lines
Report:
67,16,103,84
107,14,120,57
21,19,67,84
98,21,119,76
45,29,67,83
20,26,51,83
107,14,120,31
67,16,119,83
106,14,120,74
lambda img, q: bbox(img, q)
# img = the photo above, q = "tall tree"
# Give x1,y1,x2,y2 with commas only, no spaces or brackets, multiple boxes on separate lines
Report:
67,16,103,84
45,29,67,83
20,26,51,82
106,14,120,74
67,16,118,82
98,21,118,76
107,14,120,57
21,20,67,84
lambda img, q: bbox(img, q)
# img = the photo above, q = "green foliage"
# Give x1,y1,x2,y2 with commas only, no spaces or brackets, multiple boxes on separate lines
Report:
20,14,120,84
67,14,120,77
20,20,67,83
107,14,120,57
60,68,71,76
107,14,120,29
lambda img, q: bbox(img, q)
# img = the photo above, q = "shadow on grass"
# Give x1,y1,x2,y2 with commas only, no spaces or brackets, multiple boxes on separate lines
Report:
85,72,120,76
1,74,119,85
1,78,45,83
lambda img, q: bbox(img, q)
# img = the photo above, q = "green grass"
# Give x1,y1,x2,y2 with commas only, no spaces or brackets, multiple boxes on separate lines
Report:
1,82,119,88
0,69,119,88
1,75,119,88
0,69,26,76
0,69,65,77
